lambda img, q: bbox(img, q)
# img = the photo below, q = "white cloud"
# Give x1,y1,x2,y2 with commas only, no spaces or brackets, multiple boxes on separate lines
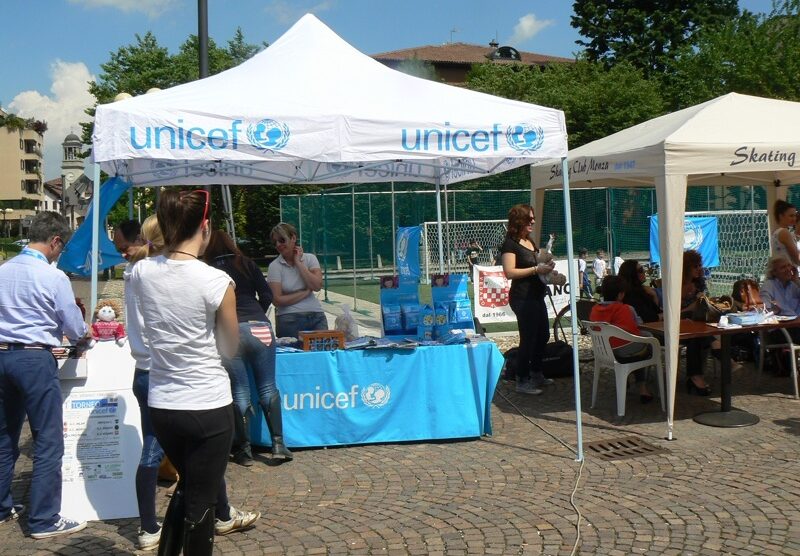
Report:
508,13,555,45
8,61,96,180
68,0,179,18
265,0,334,25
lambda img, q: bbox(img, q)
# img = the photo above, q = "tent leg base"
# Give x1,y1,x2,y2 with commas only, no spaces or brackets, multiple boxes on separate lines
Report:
693,409,759,428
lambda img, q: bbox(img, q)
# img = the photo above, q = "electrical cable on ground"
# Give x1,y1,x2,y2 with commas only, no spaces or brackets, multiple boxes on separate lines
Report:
496,385,585,556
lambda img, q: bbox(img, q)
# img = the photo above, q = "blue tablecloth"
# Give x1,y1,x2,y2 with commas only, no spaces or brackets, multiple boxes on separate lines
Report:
250,342,503,448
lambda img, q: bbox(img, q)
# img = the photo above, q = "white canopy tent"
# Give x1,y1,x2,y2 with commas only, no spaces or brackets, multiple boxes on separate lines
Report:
530,92,800,439
90,15,586,455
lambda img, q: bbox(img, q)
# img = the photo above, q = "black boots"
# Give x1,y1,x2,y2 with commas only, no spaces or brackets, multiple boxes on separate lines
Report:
230,405,254,467
157,488,185,556
263,393,293,461
182,508,215,556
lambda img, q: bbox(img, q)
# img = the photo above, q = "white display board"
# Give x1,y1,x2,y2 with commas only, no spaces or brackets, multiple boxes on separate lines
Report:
472,260,578,324
59,342,140,521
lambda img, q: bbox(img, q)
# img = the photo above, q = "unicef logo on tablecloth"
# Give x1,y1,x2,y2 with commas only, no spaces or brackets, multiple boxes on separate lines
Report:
506,123,544,154
361,383,391,408
247,119,290,152
683,220,704,250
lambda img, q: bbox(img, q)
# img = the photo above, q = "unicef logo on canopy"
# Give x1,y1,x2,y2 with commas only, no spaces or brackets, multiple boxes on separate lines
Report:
246,119,290,152
684,220,704,250
361,383,391,408
506,123,545,154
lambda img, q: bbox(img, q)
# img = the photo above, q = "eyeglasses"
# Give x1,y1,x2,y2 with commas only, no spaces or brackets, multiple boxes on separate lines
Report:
637,267,645,274
528,217,535,223
182,189,210,223
273,237,287,246
54,236,65,250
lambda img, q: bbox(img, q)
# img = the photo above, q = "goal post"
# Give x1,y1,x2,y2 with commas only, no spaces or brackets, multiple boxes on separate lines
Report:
421,219,508,281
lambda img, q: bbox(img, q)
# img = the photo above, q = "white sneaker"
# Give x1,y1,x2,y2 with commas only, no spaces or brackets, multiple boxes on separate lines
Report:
137,525,162,551
30,517,87,539
0,504,24,524
214,505,260,535
515,379,543,395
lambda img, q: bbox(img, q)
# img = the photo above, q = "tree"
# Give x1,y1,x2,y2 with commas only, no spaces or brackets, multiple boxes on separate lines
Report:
571,0,738,77
664,1,800,108
466,58,664,148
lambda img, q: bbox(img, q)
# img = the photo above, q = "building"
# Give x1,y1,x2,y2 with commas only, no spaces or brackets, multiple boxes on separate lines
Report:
372,40,574,85
59,133,92,229
0,107,45,236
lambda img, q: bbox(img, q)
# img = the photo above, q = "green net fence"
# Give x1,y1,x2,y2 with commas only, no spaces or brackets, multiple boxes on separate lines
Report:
279,176,800,294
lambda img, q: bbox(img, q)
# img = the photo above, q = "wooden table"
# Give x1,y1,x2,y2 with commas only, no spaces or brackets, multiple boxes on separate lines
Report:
641,318,800,427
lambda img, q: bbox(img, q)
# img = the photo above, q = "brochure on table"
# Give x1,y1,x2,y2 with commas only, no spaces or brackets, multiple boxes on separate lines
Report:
59,341,140,521
430,273,474,340
379,275,420,337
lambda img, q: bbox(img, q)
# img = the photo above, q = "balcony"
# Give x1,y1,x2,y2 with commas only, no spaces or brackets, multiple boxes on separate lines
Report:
23,179,40,194
23,160,39,174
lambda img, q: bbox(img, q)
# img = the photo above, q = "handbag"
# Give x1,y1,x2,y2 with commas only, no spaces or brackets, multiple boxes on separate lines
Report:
692,294,734,323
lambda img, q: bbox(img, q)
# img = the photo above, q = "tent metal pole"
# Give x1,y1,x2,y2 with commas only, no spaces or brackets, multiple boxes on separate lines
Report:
90,163,101,318
561,157,584,462
443,182,451,274
391,181,396,275
322,191,329,303
434,175,444,273
368,192,374,279
351,185,358,311
127,188,134,220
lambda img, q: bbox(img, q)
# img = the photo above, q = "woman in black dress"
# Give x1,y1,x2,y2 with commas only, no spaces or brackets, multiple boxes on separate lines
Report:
500,204,555,395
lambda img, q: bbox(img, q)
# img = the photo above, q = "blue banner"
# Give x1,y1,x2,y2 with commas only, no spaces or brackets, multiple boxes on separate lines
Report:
649,215,720,268
58,177,131,276
250,343,503,448
396,225,421,281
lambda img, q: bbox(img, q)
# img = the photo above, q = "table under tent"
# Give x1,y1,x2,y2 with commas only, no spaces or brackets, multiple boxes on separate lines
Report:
530,92,800,440
88,14,591,455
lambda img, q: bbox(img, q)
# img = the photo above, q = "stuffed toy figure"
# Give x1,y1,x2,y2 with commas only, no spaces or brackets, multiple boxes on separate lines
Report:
90,299,127,347
536,252,567,286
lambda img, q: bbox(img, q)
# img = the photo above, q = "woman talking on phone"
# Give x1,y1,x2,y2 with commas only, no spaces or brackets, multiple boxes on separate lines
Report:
267,223,326,339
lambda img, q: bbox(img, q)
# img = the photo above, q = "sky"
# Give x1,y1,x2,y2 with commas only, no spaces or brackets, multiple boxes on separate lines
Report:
0,0,773,180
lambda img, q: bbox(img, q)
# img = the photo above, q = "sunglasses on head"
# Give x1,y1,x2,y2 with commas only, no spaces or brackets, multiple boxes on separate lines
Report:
182,189,210,223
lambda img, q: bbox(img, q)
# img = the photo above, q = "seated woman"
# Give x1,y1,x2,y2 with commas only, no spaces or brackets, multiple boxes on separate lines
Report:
589,275,654,403
618,259,661,323
681,249,714,395
267,223,326,339
771,200,800,268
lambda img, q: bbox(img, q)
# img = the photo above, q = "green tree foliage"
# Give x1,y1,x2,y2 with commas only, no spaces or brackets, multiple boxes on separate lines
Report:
664,1,800,108
466,59,664,148
571,0,738,77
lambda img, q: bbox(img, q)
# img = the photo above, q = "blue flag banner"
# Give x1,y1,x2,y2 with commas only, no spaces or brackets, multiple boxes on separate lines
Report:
649,215,720,268
58,177,131,276
249,343,503,448
396,225,422,281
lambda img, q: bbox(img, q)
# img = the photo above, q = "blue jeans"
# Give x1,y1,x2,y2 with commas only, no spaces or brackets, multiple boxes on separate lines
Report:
132,369,164,467
0,349,64,532
225,322,278,417
275,311,327,339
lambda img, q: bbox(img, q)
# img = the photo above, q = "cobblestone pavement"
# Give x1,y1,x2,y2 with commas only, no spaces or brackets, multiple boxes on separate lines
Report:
4,279,799,554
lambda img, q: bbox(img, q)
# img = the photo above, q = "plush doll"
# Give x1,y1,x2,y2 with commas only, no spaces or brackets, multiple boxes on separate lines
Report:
536,252,567,286
90,299,127,347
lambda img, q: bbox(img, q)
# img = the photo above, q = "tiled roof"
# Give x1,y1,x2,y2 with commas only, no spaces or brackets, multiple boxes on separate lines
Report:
372,42,574,66
44,178,63,196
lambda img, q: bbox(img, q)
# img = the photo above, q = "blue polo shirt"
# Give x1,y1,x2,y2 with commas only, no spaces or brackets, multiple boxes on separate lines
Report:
0,247,87,346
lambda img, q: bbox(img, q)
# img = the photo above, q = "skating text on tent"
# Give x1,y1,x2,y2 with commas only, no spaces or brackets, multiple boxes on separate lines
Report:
730,146,796,168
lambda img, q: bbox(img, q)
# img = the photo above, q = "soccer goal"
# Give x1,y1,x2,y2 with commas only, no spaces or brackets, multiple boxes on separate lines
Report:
421,219,508,280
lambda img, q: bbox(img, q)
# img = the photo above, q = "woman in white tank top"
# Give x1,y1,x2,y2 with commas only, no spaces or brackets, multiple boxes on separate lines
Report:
772,200,800,267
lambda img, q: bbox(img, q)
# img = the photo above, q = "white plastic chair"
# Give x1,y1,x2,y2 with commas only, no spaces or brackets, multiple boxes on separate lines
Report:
582,320,666,416
758,329,800,399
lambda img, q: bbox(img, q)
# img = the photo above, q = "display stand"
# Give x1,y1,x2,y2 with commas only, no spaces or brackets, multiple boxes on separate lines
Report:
379,275,420,337
59,342,140,521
